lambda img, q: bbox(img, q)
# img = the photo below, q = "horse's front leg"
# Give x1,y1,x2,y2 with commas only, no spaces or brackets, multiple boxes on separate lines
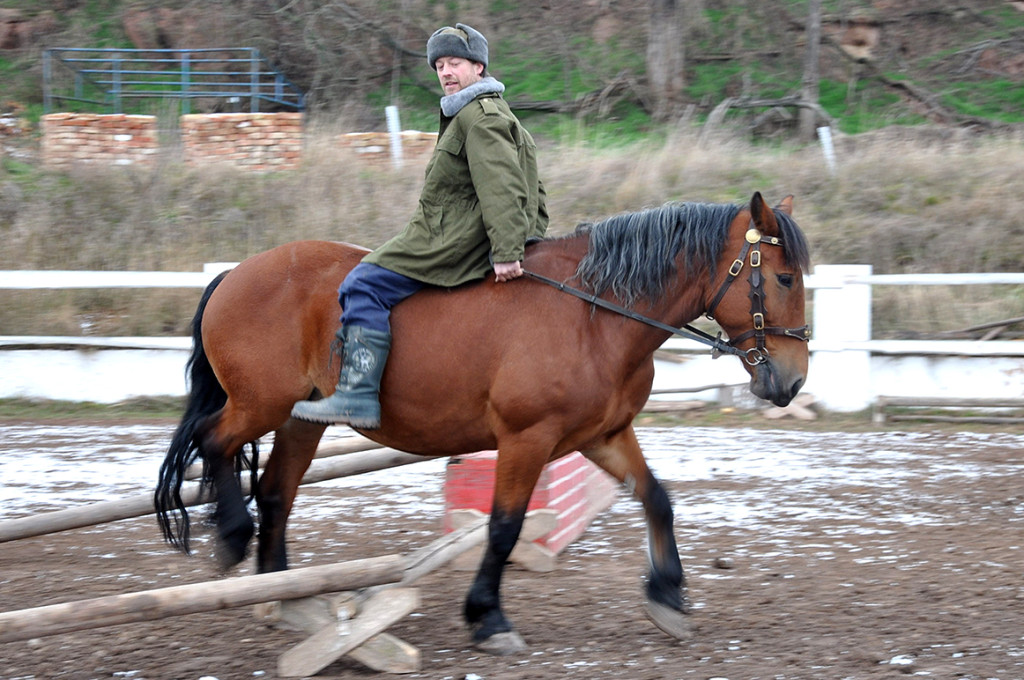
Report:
582,425,690,639
464,440,549,655
255,418,325,573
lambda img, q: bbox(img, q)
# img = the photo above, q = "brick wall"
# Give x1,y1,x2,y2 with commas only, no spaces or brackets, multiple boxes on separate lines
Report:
336,131,438,167
180,112,304,170
41,113,159,168
40,112,438,171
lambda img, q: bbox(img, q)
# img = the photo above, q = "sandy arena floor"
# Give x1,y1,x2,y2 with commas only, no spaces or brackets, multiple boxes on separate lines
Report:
1,422,1022,680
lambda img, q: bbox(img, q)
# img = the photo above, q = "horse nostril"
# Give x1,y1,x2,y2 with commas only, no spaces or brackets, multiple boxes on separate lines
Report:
790,377,805,399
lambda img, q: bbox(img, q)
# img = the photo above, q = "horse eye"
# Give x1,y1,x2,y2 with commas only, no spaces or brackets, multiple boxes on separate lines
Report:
777,273,794,288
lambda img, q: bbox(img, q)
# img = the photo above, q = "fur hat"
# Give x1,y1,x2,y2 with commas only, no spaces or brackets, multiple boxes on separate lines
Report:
426,23,488,70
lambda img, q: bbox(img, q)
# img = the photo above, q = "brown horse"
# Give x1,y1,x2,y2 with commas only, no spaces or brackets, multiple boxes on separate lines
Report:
155,191,810,653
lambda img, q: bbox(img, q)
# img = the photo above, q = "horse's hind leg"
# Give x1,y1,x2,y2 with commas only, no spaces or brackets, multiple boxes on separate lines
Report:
198,428,255,568
582,425,690,639
197,405,273,569
255,417,326,573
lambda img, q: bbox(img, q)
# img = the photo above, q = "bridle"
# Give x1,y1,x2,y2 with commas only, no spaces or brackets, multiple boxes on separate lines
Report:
522,223,810,366
704,224,811,365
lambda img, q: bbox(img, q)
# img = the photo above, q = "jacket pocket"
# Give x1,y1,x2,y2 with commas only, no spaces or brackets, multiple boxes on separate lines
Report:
436,132,464,156
418,201,444,241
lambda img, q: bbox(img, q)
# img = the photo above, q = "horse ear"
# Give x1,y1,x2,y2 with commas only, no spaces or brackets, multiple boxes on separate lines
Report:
749,191,780,235
775,195,794,216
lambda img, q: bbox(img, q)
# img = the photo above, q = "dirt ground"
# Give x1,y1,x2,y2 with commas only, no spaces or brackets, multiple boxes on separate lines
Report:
1,421,1022,680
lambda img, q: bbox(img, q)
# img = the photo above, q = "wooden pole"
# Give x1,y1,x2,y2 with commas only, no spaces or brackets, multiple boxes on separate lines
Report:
297,448,431,486
400,515,488,585
0,486,208,543
267,517,491,676
0,554,406,643
0,447,432,543
184,434,382,480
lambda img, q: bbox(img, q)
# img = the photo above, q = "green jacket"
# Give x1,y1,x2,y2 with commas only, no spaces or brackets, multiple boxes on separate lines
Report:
363,92,549,287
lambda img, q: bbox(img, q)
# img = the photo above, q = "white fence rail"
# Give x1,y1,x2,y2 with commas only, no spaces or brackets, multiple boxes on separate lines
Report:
0,262,234,289
3,264,1023,411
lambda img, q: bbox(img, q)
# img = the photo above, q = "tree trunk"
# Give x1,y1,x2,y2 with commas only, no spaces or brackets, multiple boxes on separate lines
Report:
647,0,686,122
799,0,823,141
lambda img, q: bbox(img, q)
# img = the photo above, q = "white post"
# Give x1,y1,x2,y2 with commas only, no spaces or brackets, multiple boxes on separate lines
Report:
807,264,873,412
817,125,836,175
385,105,403,169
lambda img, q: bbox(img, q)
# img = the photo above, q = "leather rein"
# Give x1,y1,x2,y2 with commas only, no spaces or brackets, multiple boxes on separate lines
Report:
522,224,810,367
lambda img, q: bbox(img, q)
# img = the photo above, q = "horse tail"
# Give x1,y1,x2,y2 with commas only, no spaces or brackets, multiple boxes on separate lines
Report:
155,269,236,553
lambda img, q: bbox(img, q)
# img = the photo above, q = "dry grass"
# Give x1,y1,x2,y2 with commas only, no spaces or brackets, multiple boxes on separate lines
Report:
3,124,1024,337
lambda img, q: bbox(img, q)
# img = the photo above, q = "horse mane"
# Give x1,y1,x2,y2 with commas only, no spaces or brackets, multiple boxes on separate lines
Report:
573,201,810,309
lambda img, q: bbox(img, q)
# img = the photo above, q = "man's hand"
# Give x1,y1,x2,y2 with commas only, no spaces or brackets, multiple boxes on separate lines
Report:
493,261,523,282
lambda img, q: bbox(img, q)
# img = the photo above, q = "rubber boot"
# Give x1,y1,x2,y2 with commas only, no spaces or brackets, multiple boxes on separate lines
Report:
290,325,391,428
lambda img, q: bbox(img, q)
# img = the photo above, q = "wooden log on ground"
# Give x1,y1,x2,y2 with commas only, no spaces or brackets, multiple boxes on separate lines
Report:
641,399,706,414
0,487,208,544
401,514,489,584
277,588,420,677
257,596,423,674
297,448,431,486
184,434,381,480
259,516,490,674
0,554,406,643
0,447,432,543
259,515,489,628
344,633,421,674
763,393,817,420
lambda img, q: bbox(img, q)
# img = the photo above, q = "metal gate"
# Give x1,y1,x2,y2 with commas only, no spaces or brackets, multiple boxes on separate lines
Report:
42,47,305,114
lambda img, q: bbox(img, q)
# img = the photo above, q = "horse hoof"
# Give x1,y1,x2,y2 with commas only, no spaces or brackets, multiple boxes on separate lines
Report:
214,544,246,570
213,533,250,570
475,631,527,656
645,600,691,641
214,517,254,569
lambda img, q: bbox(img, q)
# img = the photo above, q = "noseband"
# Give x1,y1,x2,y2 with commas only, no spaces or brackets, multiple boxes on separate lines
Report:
705,224,811,365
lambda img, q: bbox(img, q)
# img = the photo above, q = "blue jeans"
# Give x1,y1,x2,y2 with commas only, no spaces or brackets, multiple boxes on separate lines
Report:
338,263,425,333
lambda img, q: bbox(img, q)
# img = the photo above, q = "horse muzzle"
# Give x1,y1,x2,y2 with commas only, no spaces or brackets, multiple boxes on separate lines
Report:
749,359,805,407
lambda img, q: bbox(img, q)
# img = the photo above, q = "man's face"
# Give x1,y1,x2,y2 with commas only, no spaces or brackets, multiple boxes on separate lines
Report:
435,56,484,95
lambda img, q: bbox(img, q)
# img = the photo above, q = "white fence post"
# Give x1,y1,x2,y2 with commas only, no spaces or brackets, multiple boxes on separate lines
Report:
807,264,873,412
386,105,403,169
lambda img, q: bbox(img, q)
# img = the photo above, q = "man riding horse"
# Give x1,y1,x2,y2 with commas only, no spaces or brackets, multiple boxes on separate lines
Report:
291,23,549,428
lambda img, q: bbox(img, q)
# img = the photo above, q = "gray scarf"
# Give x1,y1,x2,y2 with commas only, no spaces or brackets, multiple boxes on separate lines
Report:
440,76,505,117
